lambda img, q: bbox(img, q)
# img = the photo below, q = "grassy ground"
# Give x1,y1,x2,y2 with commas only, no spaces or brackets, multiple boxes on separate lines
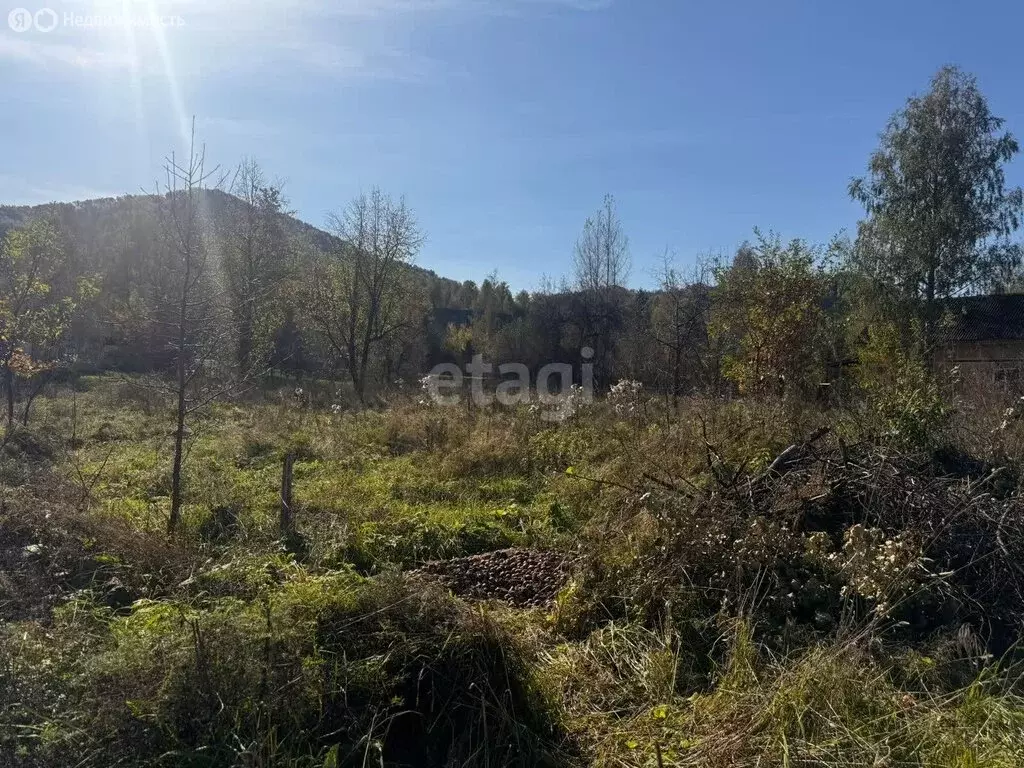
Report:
2,375,1024,767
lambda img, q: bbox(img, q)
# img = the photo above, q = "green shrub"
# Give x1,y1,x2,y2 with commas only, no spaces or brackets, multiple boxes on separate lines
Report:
855,323,950,448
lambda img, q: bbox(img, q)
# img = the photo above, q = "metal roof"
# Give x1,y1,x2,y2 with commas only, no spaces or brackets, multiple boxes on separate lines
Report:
939,295,1024,342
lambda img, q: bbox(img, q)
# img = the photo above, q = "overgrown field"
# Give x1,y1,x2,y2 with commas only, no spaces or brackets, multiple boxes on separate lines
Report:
4,376,1024,767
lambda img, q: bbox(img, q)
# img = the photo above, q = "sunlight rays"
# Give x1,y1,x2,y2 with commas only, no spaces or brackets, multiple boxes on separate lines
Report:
119,1,149,173
138,0,190,154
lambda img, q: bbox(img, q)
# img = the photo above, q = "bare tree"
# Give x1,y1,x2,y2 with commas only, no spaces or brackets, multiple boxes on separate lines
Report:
155,123,223,534
223,157,292,375
573,194,631,294
571,194,631,384
649,252,714,408
303,188,423,403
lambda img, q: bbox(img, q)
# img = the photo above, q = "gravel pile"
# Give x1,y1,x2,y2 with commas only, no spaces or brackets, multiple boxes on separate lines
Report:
410,548,569,607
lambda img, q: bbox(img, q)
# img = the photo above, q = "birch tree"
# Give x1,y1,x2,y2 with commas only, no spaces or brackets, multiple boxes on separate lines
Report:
850,66,1024,342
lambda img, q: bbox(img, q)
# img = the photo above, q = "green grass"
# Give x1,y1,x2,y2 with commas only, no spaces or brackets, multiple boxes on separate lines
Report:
31,378,569,567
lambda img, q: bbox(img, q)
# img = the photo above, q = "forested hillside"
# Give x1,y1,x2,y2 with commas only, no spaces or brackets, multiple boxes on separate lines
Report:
0,185,718,399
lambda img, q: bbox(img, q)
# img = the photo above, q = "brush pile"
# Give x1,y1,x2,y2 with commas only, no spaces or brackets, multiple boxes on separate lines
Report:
569,431,1024,652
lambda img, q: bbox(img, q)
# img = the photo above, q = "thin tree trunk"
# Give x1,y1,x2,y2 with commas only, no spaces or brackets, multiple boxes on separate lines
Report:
168,279,189,535
348,343,363,404
357,351,371,404
357,296,377,404
237,314,253,374
20,375,46,427
925,262,938,362
672,347,681,413
4,368,14,429
169,375,187,533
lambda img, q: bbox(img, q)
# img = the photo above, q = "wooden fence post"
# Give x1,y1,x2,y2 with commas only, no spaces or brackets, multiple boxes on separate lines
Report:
280,452,294,536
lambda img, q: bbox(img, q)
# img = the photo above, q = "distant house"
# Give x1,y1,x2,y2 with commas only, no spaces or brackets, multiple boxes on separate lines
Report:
935,294,1024,392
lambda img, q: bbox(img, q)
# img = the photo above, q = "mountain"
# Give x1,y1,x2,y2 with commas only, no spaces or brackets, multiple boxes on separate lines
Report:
0,190,461,293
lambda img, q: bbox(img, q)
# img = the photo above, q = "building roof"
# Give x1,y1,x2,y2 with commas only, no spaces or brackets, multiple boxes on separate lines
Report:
940,294,1024,343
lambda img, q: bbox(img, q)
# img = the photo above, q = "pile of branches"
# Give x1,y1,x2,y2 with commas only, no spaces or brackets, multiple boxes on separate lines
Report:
772,437,1024,650
572,429,1024,653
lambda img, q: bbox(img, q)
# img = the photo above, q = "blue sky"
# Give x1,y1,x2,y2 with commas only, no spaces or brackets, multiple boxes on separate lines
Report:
2,0,1024,290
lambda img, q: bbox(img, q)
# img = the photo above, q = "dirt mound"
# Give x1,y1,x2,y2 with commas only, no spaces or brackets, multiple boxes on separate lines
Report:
411,548,570,607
